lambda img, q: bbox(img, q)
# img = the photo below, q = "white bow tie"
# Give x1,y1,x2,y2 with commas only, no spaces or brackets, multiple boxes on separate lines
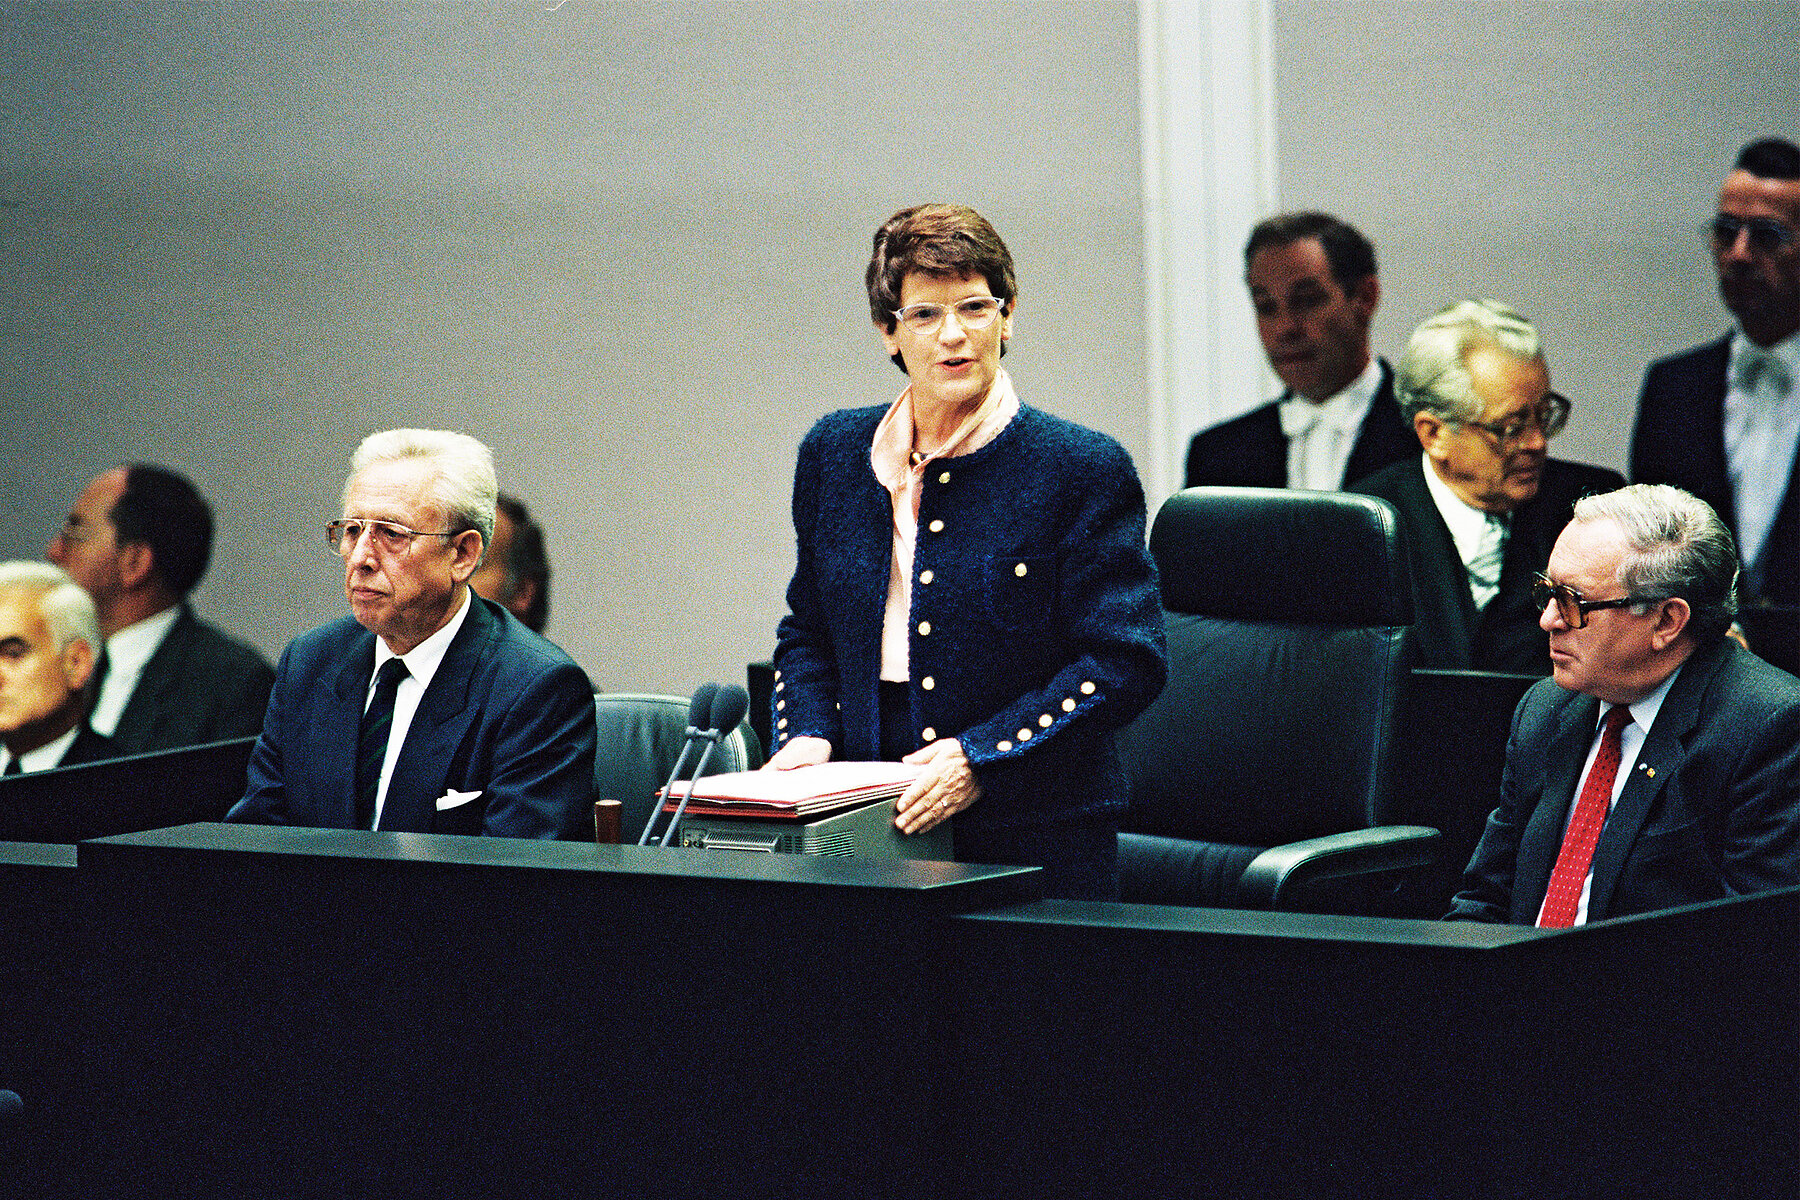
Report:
1735,345,1793,396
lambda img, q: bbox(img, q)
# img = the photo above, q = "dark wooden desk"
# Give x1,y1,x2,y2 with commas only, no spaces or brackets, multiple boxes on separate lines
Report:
50,826,1800,1200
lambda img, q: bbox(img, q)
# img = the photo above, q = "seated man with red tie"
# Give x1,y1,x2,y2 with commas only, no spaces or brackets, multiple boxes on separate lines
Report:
1448,483,1800,925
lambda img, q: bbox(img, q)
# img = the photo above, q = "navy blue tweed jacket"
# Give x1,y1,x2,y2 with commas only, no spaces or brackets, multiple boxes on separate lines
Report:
774,402,1167,832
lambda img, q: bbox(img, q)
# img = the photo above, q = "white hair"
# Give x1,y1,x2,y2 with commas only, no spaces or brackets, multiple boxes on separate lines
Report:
0,561,102,656
344,428,498,551
1396,298,1544,424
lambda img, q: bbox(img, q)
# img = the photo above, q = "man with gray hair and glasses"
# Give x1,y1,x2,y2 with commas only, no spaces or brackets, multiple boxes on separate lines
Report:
229,429,596,838
0,562,111,773
1352,299,1622,673
1449,484,1800,925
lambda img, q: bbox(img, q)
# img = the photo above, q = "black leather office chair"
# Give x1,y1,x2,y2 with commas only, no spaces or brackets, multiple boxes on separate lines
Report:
1117,487,1441,911
593,693,764,843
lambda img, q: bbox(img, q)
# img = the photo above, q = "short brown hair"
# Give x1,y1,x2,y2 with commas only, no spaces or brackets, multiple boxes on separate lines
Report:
865,204,1017,333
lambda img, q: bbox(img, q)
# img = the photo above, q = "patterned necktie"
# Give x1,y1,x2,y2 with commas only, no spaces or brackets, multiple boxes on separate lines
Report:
1538,705,1633,928
355,658,409,830
1466,512,1508,610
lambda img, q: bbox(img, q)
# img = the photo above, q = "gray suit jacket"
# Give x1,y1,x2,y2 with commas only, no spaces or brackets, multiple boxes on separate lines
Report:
1449,638,1800,923
106,605,276,756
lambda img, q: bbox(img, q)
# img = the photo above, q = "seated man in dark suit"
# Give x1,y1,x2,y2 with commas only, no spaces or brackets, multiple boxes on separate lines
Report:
228,429,597,838
1185,211,1415,491
469,491,551,634
0,562,111,773
1352,300,1624,673
47,464,275,755
1632,137,1800,606
1449,484,1800,925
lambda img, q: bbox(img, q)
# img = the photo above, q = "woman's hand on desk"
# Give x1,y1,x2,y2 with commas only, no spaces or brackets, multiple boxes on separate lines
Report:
894,739,982,835
764,736,832,771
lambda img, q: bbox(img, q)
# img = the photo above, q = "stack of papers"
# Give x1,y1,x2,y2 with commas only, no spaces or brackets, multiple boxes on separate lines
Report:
659,761,922,820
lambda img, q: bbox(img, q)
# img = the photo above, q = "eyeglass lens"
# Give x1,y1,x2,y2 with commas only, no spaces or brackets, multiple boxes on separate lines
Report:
1711,216,1794,253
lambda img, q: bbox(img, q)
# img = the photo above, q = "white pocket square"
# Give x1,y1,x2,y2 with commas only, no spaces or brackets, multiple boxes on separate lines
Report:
435,789,483,811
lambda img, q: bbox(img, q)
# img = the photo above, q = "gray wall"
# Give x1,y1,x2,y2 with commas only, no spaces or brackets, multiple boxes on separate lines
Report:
2,1,1793,697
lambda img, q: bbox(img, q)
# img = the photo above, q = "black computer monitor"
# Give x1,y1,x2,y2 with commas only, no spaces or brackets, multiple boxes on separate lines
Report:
0,736,257,844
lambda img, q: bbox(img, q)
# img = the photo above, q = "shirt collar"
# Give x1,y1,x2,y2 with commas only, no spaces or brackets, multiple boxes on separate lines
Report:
1608,661,1681,738
1420,450,1509,543
104,604,182,679
1730,328,1800,389
1278,357,1382,438
372,587,473,693
2,724,83,775
871,367,1019,490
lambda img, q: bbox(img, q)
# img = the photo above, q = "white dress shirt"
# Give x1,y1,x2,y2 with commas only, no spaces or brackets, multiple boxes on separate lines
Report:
365,589,473,826
1723,329,1800,582
1279,358,1383,491
1420,453,1511,610
89,605,181,737
1542,665,1680,927
0,725,82,775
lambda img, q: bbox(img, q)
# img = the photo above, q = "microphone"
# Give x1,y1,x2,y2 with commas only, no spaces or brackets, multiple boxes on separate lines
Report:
659,684,750,847
637,683,719,846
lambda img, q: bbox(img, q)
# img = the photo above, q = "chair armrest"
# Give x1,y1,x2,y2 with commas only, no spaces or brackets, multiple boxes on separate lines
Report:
1236,826,1442,910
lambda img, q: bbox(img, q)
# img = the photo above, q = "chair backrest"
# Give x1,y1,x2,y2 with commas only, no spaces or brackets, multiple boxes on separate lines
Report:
1119,487,1412,846
593,693,765,843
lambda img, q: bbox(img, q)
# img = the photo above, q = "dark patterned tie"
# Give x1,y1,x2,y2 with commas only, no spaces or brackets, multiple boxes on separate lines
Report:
1538,705,1633,928
355,658,409,830
2,756,20,776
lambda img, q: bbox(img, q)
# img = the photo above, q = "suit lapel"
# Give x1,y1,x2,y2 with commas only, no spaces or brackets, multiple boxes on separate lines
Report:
1514,692,1600,919
1584,646,1719,919
330,633,378,828
376,596,496,833
1398,460,1481,663
109,606,194,745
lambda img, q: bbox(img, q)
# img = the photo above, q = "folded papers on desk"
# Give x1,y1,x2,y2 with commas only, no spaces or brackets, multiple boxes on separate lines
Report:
659,761,921,820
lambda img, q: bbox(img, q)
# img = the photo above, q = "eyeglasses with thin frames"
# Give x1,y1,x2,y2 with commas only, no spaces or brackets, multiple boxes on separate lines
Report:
326,519,460,558
890,296,1008,334
1531,573,1650,628
1708,215,1796,255
1461,393,1572,448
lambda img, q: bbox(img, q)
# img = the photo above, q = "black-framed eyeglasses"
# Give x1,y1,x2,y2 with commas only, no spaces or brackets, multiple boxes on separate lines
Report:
1532,573,1650,628
1708,215,1796,255
1461,393,1571,447
889,296,1008,334
325,519,460,558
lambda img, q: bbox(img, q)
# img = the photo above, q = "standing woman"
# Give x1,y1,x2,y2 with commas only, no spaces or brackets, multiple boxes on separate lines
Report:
765,204,1167,899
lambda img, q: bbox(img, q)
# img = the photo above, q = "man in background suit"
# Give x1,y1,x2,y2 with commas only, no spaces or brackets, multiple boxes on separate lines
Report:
47,464,274,756
0,562,110,774
1632,137,1800,606
229,429,596,838
1185,211,1415,490
469,491,551,634
1449,485,1800,925
1353,300,1623,673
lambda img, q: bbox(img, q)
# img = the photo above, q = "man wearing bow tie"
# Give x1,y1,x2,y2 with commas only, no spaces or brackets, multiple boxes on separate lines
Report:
1632,137,1800,606
1185,211,1416,491
1449,484,1800,925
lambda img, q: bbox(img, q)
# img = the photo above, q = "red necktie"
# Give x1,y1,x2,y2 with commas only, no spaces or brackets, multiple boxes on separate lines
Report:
1538,705,1633,928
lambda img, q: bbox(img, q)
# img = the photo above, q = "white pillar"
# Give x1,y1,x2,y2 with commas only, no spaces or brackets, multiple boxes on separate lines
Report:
1139,0,1279,504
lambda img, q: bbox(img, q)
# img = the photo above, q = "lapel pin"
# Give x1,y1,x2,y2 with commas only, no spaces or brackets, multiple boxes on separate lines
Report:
1638,763,1656,778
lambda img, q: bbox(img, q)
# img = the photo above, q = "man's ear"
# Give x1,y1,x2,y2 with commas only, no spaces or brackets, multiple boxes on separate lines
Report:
449,529,485,584
1415,411,1448,459
117,541,155,591
1649,597,1692,650
62,637,97,693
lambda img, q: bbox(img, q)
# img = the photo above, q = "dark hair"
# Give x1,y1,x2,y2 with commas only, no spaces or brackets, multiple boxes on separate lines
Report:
1244,211,1378,295
495,493,550,634
866,204,1016,371
1736,137,1800,181
112,464,213,597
